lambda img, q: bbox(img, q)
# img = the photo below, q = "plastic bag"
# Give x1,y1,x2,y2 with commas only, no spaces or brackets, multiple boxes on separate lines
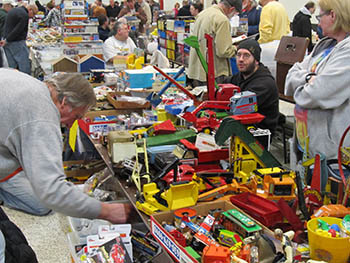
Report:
0,47,8,68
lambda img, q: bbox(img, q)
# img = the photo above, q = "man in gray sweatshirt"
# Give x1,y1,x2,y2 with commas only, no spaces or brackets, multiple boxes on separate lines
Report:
0,68,131,221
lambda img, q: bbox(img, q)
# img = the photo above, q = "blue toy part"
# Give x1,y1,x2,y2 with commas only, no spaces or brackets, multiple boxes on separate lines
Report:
94,115,117,121
330,223,340,232
229,91,257,115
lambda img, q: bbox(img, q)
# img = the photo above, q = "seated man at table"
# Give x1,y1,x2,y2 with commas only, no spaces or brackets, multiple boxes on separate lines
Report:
103,21,136,65
223,39,279,135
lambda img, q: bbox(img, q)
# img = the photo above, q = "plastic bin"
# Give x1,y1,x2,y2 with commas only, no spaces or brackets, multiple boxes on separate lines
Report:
307,217,350,263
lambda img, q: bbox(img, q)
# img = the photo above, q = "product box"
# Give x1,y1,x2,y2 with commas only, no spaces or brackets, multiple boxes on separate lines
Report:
78,109,126,136
123,68,186,89
150,200,273,263
107,92,150,109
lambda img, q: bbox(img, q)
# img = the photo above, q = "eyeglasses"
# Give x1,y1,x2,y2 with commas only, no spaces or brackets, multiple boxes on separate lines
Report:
236,52,252,60
316,11,330,22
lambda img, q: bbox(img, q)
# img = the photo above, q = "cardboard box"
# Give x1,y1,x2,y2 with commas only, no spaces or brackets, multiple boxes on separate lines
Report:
107,92,150,109
150,200,273,263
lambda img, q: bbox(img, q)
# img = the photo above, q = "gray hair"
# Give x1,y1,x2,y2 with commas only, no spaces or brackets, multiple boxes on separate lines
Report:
221,0,242,12
46,73,96,109
111,21,126,35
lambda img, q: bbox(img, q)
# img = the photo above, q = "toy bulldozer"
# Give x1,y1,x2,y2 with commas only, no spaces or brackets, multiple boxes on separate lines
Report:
136,181,199,216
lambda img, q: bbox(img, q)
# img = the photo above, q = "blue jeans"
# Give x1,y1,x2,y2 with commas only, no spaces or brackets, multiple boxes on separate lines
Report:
4,40,31,75
0,171,51,215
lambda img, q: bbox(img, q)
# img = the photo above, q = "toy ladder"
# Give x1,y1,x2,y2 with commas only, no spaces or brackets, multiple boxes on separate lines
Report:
131,138,151,192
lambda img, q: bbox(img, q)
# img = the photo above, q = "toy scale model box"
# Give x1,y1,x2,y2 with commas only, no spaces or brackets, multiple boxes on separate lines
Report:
150,200,273,263
123,68,186,89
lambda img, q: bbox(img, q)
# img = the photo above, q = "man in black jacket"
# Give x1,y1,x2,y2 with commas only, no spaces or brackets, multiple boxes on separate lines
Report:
0,3,38,75
223,39,279,135
177,0,191,17
292,2,316,53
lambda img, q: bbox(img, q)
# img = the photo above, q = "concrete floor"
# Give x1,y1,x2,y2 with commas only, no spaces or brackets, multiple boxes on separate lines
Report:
1,99,295,263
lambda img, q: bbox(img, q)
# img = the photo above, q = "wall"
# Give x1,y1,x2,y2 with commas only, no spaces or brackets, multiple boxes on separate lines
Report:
162,0,319,22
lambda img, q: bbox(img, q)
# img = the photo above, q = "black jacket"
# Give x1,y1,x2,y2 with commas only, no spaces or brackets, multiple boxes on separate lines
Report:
98,26,110,41
292,10,313,52
106,4,120,18
4,6,29,42
177,5,191,17
223,64,279,134
0,207,38,263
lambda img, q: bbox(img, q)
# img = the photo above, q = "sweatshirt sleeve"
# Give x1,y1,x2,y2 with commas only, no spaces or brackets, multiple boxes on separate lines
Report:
7,121,102,219
288,46,350,109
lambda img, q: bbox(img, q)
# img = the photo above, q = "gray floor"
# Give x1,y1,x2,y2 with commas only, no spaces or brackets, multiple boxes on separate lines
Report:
1,100,295,263
2,206,72,263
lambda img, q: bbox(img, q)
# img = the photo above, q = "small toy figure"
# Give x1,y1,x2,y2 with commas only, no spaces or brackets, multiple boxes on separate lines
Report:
273,228,295,263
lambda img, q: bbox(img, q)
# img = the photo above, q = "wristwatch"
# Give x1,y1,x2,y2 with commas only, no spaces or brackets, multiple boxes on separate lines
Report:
305,72,317,83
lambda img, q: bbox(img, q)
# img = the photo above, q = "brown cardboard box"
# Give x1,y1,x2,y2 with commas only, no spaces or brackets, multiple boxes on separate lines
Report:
107,92,150,110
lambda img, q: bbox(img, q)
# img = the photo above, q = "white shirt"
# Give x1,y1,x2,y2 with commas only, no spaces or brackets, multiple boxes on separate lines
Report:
103,36,137,62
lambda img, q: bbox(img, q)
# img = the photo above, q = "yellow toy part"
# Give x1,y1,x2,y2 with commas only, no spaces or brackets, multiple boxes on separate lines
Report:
136,181,199,216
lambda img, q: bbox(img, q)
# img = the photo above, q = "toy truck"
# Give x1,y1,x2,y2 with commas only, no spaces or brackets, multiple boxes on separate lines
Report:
173,139,229,167
192,110,221,134
221,209,262,239
230,91,257,115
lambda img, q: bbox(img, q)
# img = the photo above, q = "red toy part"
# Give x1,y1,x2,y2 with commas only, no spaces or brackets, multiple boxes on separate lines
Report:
163,164,195,184
194,110,221,133
277,198,304,232
202,244,231,263
153,120,176,135
310,154,321,191
179,139,229,164
230,192,283,227
205,33,240,102
169,229,187,247
230,113,265,125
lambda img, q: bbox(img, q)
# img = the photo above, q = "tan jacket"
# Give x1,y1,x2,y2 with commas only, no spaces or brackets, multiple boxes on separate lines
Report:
187,5,237,82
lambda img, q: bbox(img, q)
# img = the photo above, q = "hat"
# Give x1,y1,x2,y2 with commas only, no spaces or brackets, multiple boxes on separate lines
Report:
2,0,17,5
226,0,242,13
237,38,261,61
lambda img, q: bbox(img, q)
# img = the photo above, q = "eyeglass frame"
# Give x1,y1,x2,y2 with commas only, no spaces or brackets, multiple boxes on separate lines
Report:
316,10,331,22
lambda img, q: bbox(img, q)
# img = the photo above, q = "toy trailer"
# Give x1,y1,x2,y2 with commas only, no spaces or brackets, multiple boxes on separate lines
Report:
221,209,262,239
230,192,283,227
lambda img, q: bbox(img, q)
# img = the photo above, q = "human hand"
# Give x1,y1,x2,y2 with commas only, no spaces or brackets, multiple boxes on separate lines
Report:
98,202,133,224
308,75,316,84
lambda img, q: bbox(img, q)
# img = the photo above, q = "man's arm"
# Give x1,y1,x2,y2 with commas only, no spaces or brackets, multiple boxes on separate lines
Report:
258,6,273,44
98,202,132,223
103,38,117,62
136,6,147,24
215,19,237,58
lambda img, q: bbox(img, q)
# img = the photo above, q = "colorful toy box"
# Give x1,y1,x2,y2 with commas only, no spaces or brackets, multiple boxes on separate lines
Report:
123,68,186,89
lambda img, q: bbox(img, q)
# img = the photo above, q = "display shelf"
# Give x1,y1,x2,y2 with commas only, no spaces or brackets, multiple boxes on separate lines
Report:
86,135,175,262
